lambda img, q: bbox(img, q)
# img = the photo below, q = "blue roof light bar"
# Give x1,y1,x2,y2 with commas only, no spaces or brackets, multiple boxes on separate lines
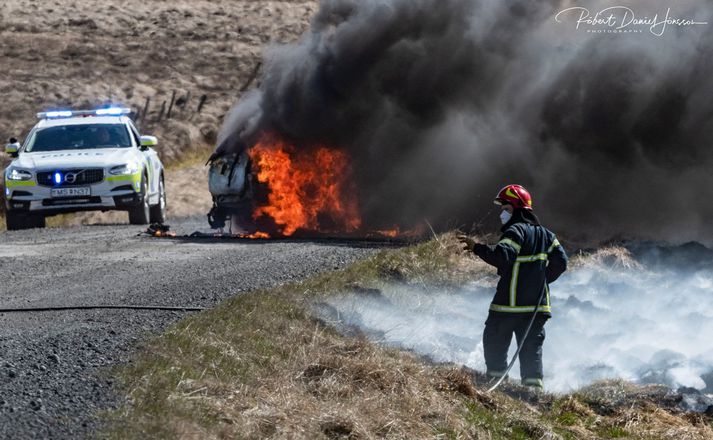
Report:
95,107,131,116
42,111,73,118
37,108,132,119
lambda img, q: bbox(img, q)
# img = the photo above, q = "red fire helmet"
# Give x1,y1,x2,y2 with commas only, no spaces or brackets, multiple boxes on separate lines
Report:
494,184,533,210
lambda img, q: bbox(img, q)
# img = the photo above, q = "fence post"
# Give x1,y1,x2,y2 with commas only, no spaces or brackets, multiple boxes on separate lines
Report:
141,97,150,124
167,90,176,119
196,95,207,114
157,101,166,122
181,91,191,117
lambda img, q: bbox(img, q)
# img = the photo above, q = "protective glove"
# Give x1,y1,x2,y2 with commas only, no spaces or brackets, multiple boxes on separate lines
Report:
456,235,475,251
473,243,489,258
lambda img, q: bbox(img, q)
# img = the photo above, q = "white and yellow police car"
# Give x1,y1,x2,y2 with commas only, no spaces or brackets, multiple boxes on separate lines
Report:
3,108,166,230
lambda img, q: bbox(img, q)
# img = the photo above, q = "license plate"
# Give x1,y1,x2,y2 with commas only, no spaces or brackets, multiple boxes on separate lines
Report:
51,187,91,198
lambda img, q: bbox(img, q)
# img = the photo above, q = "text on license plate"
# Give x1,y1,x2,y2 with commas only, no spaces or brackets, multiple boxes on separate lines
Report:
51,187,91,197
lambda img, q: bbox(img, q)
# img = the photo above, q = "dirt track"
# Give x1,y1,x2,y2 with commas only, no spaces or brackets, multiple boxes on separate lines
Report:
0,218,384,439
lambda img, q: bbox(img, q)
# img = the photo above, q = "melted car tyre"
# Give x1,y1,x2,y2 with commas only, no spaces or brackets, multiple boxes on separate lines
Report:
149,176,167,224
128,177,150,225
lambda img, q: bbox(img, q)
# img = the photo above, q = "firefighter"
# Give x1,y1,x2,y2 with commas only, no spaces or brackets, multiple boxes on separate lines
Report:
459,184,567,390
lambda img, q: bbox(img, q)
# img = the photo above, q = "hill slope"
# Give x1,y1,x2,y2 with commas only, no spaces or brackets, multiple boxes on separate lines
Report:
0,0,317,223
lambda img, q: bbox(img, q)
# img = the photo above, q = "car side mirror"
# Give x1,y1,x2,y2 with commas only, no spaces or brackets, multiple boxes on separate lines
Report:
139,136,158,151
5,138,20,158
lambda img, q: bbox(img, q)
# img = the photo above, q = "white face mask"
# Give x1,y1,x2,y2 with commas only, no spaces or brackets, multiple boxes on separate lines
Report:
500,210,512,225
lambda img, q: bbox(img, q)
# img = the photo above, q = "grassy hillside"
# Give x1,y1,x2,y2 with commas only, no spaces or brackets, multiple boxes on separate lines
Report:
0,0,317,225
0,0,316,162
104,234,713,439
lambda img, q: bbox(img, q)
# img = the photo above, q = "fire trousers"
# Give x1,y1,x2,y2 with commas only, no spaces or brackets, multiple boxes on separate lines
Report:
483,312,549,387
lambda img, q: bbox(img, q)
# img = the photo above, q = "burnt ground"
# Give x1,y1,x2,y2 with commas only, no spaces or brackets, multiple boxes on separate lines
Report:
0,217,386,439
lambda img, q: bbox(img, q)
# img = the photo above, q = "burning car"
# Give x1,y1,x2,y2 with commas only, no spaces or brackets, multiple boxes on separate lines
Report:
207,150,256,233
207,136,363,238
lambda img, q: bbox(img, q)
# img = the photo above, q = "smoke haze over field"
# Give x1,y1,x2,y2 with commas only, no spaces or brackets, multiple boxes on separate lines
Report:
215,0,713,243
319,244,713,405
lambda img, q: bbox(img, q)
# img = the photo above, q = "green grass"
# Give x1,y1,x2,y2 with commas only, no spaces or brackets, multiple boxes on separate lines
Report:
555,411,580,426
464,401,537,439
552,427,579,440
600,425,629,438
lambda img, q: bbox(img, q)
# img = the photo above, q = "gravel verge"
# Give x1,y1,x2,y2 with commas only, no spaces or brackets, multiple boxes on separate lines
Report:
0,217,386,439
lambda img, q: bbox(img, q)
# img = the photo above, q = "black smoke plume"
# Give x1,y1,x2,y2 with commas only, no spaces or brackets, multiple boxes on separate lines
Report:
213,0,713,244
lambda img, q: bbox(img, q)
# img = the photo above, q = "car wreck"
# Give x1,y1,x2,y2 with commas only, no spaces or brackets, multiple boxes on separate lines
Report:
207,150,256,233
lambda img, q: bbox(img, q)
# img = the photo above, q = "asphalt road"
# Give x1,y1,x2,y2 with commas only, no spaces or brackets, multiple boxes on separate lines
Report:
0,217,385,439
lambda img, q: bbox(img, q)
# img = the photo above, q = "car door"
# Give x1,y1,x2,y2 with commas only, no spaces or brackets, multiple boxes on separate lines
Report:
128,122,160,196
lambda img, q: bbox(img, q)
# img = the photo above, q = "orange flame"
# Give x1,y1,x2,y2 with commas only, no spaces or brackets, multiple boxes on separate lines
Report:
249,137,362,236
371,225,426,239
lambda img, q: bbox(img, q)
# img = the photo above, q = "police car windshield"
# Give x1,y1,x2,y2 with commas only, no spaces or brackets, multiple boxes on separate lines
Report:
25,124,132,152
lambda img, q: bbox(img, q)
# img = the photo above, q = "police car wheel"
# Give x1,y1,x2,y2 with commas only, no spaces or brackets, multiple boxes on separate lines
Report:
32,214,46,229
6,211,45,230
128,176,150,225
149,176,167,224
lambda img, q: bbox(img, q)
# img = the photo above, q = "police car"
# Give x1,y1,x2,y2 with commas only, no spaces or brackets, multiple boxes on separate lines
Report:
3,108,166,230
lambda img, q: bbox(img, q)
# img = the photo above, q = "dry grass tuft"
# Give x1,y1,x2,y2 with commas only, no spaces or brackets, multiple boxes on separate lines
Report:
374,232,489,287
569,380,713,439
569,246,643,271
436,367,479,399
107,292,499,438
302,232,489,298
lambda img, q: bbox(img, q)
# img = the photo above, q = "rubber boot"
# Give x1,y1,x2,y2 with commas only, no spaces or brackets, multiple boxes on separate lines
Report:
522,377,544,392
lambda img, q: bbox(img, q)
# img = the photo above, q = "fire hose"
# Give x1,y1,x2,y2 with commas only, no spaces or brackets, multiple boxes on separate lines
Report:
486,286,548,393
0,305,205,313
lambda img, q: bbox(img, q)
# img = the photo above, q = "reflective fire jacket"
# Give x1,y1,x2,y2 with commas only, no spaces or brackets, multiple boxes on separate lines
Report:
474,211,568,316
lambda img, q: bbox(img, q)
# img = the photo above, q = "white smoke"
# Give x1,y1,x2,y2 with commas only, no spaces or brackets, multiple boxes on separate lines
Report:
319,244,713,398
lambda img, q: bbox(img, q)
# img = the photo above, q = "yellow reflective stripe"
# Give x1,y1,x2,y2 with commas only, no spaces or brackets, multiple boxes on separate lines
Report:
489,304,552,313
516,253,548,263
107,172,141,183
498,238,521,252
546,284,550,307
509,262,520,307
522,378,544,388
503,237,522,307
548,238,561,253
505,242,551,312
5,180,36,188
